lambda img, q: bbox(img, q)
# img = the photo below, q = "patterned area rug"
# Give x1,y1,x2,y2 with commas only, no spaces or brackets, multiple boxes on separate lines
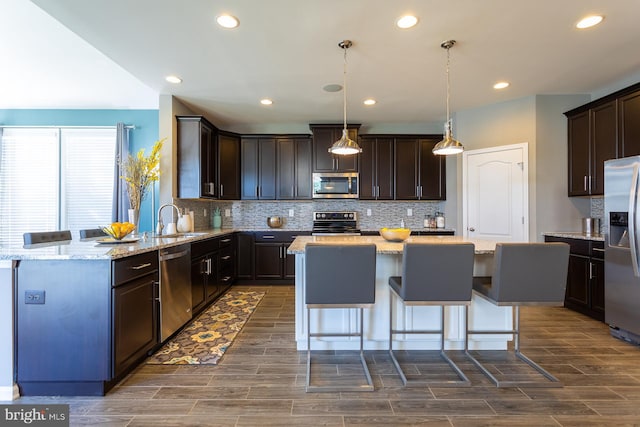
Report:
147,290,264,365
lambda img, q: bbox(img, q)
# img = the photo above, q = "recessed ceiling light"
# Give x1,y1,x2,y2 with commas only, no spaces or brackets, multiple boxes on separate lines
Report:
363,99,376,106
493,81,510,90
396,15,418,29
260,98,273,105
165,75,182,84
576,15,604,29
216,14,239,29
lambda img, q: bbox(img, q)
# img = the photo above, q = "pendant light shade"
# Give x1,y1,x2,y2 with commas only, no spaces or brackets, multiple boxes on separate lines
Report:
329,40,362,156
433,40,464,156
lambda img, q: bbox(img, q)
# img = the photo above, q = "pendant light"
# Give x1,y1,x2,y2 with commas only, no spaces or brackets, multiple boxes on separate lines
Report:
328,40,362,156
433,40,464,156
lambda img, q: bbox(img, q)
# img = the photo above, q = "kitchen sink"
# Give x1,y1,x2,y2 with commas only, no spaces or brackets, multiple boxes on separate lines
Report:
148,232,209,238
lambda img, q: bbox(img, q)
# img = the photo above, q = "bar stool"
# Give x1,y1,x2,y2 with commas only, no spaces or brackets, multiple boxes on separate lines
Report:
388,242,475,387
23,230,72,245
465,242,570,388
305,243,377,392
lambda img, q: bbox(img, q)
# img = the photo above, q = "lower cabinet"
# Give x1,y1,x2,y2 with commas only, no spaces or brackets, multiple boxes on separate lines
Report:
191,234,235,315
545,235,604,321
237,231,309,283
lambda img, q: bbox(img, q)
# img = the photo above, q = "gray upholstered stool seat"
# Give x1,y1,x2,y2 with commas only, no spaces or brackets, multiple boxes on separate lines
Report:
305,243,376,392
23,230,72,245
79,228,107,239
388,242,475,387
465,242,570,388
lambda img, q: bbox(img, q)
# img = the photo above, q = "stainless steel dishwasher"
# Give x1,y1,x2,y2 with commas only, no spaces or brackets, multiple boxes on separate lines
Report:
159,244,192,341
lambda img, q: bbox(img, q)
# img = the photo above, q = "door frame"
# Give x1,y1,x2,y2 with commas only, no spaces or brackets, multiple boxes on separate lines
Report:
462,142,530,241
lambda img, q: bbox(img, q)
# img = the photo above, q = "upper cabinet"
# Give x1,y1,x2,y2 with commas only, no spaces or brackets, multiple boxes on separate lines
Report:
176,115,240,199
277,137,312,199
565,82,640,196
241,137,277,200
394,136,446,200
358,136,394,200
310,124,360,172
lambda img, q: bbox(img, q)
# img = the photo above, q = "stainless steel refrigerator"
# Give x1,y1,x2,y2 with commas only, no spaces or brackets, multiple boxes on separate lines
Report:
605,156,640,343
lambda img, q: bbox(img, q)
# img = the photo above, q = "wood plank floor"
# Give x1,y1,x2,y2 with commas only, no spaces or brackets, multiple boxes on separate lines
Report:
14,285,640,426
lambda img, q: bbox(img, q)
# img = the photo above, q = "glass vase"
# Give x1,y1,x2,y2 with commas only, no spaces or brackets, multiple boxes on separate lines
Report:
128,208,140,233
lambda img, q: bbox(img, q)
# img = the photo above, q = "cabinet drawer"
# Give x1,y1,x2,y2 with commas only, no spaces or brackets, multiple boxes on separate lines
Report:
544,236,590,256
219,246,234,269
113,251,158,286
219,234,234,247
192,238,219,259
591,241,605,259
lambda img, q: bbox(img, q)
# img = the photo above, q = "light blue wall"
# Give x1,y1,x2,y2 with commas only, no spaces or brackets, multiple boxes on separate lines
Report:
0,109,159,232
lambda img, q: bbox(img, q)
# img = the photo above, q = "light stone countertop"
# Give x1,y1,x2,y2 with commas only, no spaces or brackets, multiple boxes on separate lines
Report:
542,231,605,242
0,229,235,261
287,235,497,255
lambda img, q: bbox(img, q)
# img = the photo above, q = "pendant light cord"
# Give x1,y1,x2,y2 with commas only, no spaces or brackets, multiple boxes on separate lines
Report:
445,45,451,129
343,45,348,131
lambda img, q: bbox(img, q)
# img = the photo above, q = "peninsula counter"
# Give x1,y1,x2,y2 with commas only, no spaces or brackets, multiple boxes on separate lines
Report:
288,235,511,351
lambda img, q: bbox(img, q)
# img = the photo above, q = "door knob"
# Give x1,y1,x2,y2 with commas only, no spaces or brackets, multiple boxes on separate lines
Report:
469,227,476,232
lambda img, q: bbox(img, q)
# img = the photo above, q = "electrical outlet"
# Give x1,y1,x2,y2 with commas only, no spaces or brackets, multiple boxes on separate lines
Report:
203,208,207,216
225,209,231,217
289,209,294,217
366,209,372,216
407,208,413,217
25,290,45,304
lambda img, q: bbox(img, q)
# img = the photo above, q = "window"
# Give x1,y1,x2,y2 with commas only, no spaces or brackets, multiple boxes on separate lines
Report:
0,127,116,246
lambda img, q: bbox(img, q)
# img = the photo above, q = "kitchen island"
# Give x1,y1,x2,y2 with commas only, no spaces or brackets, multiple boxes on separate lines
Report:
0,230,234,397
288,235,511,351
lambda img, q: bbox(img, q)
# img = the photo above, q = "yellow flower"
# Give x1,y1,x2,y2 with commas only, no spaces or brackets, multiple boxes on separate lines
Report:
120,138,165,210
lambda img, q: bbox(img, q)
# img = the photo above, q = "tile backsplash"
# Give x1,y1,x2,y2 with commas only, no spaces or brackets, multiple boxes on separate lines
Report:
174,199,447,232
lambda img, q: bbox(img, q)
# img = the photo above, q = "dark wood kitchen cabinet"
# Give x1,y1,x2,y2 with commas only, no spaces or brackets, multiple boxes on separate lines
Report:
277,136,312,199
177,116,241,199
217,132,241,199
112,252,159,378
191,234,235,315
565,82,640,196
545,235,604,321
238,231,309,283
236,231,254,280
241,137,277,200
310,124,360,172
394,136,446,200
567,101,617,196
359,136,394,200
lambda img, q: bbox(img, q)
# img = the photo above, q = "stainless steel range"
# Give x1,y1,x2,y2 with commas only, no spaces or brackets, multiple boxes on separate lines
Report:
312,211,360,235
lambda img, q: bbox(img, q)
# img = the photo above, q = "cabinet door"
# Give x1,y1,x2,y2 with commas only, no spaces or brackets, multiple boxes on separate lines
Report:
259,138,277,199
295,138,313,199
255,242,283,279
567,111,591,196
376,138,395,200
394,139,419,200
619,90,640,157
177,116,216,198
419,138,446,200
241,137,259,199
218,133,240,199
591,101,617,195
277,138,296,199
566,254,589,307
113,275,158,377
312,126,359,172
206,253,219,301
283,245,296,279
191,257,207,313
236,232,254,280
590,258,605,318
358,137,376,200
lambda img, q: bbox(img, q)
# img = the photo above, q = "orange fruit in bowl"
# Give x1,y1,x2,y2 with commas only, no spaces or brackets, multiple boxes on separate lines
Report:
101,222,135,240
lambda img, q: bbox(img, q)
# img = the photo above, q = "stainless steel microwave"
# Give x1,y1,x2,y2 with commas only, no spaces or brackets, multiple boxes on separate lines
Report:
312,172,359,199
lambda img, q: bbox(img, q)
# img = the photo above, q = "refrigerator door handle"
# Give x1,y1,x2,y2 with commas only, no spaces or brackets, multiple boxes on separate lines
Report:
629,164,640,277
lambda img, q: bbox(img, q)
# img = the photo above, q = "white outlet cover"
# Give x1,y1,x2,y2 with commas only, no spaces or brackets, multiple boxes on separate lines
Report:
407,208,413,216
289,209,294,217
203,208,207,216
225,209,231,217
366,209,372,216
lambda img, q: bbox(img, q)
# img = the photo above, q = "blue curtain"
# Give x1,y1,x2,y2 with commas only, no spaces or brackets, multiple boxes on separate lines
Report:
113,123,130,222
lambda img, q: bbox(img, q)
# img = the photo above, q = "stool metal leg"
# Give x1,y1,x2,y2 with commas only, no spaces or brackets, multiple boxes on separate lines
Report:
306,306,374,392
465,305,562,387
389,292,470,387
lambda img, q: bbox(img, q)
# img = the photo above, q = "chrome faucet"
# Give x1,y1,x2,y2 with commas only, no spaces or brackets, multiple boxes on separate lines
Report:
156,203,180,235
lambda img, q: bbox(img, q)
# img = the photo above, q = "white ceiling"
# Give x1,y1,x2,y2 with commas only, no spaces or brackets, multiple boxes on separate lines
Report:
4,0,640,132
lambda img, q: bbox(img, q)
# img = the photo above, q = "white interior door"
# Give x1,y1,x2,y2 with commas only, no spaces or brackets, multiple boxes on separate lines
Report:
463,143,528,242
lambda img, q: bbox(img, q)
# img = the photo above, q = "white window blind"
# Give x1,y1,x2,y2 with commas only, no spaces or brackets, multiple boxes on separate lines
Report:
0,127,116,246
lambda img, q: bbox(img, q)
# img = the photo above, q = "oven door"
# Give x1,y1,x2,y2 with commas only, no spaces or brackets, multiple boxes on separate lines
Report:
312,172,359,198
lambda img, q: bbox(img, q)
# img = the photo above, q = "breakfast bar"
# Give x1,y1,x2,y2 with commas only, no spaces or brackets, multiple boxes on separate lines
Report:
288,235,512,351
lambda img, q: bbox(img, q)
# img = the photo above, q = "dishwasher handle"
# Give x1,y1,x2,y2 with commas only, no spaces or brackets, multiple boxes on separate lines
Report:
159,248,190,261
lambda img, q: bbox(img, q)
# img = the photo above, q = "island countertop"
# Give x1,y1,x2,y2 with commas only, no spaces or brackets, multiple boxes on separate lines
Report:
0,229,235,261
287,235,497,255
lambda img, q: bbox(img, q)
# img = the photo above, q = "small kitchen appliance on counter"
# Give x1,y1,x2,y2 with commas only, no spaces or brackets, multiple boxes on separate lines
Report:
311,211,360,235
